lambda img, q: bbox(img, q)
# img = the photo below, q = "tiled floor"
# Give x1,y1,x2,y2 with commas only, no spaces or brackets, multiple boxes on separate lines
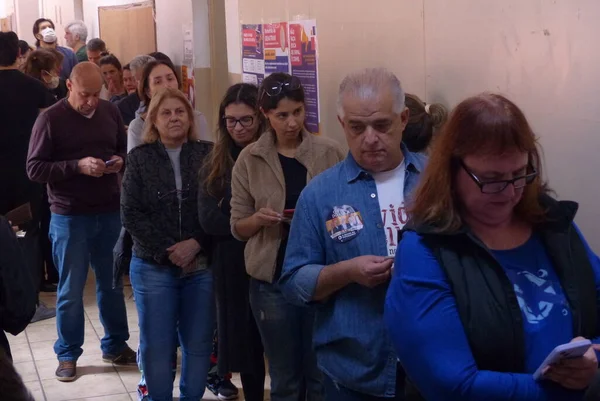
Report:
8,272,270,401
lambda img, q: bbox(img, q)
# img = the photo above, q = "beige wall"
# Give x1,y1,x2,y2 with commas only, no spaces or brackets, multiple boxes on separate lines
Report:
225,0,600,249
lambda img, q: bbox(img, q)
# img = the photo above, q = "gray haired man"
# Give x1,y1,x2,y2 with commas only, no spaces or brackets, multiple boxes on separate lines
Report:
280,68,427,400
64,20,88,62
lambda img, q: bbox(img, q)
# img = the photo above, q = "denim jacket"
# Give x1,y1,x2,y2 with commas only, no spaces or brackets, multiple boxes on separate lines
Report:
279,145,427,397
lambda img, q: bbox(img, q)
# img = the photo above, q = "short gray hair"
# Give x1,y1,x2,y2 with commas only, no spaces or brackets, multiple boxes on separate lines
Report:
129,55,155,75
64,20,88,43
337,68,405,118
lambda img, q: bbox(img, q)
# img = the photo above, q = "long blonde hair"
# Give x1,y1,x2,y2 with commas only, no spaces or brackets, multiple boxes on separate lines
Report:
143,88,196,144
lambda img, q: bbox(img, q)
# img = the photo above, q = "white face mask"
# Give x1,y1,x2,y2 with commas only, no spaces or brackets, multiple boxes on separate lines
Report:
48,76,60,89
44,72,60,89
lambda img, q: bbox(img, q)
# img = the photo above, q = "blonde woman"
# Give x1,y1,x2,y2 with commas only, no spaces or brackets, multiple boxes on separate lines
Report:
121,88,214,401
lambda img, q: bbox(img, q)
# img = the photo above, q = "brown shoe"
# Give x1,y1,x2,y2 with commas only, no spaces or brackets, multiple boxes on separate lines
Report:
102,345,137,366
55,361,77,382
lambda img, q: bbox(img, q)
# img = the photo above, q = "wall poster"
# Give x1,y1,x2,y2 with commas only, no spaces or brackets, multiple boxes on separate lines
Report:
241,24,265,85
263,22,290,76
240,20,320,133
289,20,320,134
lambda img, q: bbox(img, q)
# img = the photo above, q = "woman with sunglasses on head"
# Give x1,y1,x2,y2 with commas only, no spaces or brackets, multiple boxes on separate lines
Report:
230,73,344,401
127,59,209,152
121,88,214,401
385,93,600,401
198,83,267,401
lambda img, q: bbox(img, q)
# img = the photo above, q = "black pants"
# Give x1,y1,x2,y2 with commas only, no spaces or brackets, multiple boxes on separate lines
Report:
0,331,11,362
39,186,58,284
239,320,266,401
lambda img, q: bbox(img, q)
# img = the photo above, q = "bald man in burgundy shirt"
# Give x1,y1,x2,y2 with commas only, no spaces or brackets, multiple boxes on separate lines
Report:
27,62,136,382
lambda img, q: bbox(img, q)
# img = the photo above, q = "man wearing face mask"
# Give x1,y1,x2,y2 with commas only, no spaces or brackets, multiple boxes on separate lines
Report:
27,62,136,382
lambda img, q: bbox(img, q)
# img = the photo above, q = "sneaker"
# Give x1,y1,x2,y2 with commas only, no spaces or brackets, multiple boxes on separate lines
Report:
217,379,239,400
102,345,137,366
55,360,77,382
206,375,220,397
30,301,56,323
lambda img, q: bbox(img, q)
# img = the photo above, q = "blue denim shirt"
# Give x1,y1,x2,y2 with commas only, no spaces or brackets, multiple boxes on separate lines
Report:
279,145,427,397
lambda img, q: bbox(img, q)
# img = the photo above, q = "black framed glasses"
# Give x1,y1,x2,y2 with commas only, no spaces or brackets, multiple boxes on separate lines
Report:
460,161,538,194
263,75,302,97
223,115,254,128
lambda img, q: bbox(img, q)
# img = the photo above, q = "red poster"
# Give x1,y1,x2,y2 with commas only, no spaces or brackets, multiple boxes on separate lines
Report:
289,24,303,67
242,28,257,47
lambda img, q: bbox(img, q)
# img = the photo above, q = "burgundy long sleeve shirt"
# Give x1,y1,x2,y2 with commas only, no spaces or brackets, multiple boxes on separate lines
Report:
27,99,127,215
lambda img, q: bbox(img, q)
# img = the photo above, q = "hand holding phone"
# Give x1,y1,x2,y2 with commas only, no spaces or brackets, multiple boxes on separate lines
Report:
105,159,118,167
533,339,592,380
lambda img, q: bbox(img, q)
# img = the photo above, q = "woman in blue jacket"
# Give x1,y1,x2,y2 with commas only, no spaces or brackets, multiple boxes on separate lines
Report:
385,93,600,401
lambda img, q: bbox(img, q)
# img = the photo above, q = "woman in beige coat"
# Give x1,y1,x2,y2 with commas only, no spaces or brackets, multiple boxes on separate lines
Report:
231,73,344,401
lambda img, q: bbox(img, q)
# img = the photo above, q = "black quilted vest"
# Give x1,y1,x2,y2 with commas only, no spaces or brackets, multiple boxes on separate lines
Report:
404,197,597,400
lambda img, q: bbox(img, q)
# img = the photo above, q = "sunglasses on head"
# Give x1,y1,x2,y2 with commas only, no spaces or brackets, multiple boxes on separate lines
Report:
263,75,302,98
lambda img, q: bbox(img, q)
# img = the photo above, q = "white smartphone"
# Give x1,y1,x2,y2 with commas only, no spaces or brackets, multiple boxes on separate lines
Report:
533,339,592,380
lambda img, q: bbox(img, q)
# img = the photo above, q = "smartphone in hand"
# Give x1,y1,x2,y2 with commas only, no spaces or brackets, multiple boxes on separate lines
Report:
105,159,118,167
533,339,592,380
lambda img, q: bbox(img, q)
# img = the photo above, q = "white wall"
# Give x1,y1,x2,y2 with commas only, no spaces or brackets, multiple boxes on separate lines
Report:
225,0,240,74
154,0,192,66
423,0,600,249
14,0,40,45
226,0,600,250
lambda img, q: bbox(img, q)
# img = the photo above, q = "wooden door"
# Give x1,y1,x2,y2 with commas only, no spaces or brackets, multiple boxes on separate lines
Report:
98,2,156,66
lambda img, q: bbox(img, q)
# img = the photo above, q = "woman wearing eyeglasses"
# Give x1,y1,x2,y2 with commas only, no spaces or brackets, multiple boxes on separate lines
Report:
121,88,214,401
198,83,267,401
230,73,344,401
385,93,600,401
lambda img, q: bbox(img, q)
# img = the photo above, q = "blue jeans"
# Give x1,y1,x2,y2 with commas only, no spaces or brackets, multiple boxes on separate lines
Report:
250,278,324,401
130,256,214,401
323,365,405,400
50,212,129,361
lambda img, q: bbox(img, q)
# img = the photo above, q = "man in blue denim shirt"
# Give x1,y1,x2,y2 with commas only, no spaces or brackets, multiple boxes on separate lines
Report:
280,68,427,400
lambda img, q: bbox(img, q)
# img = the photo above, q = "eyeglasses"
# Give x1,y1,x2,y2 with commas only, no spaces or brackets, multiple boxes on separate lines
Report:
460,160,538,194
263,75,302,98
224,115,254,128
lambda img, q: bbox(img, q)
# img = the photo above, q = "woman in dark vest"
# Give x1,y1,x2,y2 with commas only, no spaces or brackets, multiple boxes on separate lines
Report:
385,93,600,400
198,83,267,400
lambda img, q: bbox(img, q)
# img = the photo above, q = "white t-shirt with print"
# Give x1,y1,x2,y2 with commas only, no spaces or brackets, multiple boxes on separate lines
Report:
373,160,408,257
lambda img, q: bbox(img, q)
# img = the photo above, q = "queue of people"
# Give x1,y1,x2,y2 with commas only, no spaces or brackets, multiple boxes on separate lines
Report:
1,15,600,401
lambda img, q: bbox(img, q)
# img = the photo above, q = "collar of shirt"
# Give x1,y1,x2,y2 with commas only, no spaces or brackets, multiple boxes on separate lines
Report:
343,143,426,183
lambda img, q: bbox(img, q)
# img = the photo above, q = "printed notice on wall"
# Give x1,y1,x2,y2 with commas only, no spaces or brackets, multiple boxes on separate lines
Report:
289,20,320,134
241,24,265,86
263,22,290,76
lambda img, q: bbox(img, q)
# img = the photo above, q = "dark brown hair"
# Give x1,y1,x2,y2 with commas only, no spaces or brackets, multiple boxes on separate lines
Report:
32,18,54,47
99,54,122,71
138,59,180,106
203,83,265,197
23,49,59,82
409,93,547,233
403,93,448,153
